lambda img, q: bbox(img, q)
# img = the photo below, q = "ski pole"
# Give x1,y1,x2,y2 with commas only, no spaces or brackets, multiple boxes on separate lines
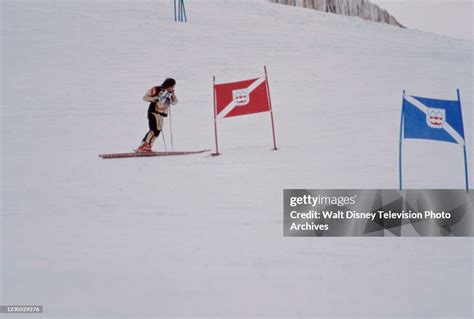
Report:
169,106,174,151
161,129,168,153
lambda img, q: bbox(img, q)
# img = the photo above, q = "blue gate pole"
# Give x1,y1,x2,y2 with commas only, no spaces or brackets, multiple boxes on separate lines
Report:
457,89,469,192
174,0,177,21
463,146,469,192
399,90,405,191
181,0,188,22
182,0,187,22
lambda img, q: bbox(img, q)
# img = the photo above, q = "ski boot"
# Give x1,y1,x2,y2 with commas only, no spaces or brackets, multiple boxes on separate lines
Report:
136,142,152,153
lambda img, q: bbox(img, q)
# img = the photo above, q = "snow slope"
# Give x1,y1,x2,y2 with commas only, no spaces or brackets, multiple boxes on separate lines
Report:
1,0,473,318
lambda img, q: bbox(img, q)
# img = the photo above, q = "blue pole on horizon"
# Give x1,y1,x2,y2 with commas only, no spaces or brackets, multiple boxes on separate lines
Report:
174,0,187,22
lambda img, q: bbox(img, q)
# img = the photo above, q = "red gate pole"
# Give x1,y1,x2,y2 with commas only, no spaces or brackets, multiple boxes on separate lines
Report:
264,65,278,150
212,76,220,156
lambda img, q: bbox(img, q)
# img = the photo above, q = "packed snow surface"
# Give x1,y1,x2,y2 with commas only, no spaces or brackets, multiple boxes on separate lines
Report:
1,0,472,317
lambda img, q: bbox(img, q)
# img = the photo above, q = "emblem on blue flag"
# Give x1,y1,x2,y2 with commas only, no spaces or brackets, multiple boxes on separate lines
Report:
426,107,445,129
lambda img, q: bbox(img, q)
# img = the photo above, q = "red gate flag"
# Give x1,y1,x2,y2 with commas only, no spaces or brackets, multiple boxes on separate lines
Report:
214,77,270,118
212,66,277,156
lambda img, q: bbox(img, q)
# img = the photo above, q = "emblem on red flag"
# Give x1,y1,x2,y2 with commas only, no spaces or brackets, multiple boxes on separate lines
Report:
232,89,250,106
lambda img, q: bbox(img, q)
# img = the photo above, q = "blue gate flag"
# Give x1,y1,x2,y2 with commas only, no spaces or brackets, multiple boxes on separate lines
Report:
403,94,465,144
399,90,469,192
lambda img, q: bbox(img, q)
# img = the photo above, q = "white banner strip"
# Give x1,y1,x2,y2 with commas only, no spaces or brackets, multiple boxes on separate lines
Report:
404,94,427,113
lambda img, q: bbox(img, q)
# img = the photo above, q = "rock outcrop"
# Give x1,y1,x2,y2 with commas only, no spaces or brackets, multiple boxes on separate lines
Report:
270,0,405,28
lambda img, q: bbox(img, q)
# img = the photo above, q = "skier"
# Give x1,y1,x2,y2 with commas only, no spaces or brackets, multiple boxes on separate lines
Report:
136,78,178,152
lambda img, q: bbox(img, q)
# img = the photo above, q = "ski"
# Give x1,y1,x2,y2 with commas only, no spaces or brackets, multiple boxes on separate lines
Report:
99,149,211,159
